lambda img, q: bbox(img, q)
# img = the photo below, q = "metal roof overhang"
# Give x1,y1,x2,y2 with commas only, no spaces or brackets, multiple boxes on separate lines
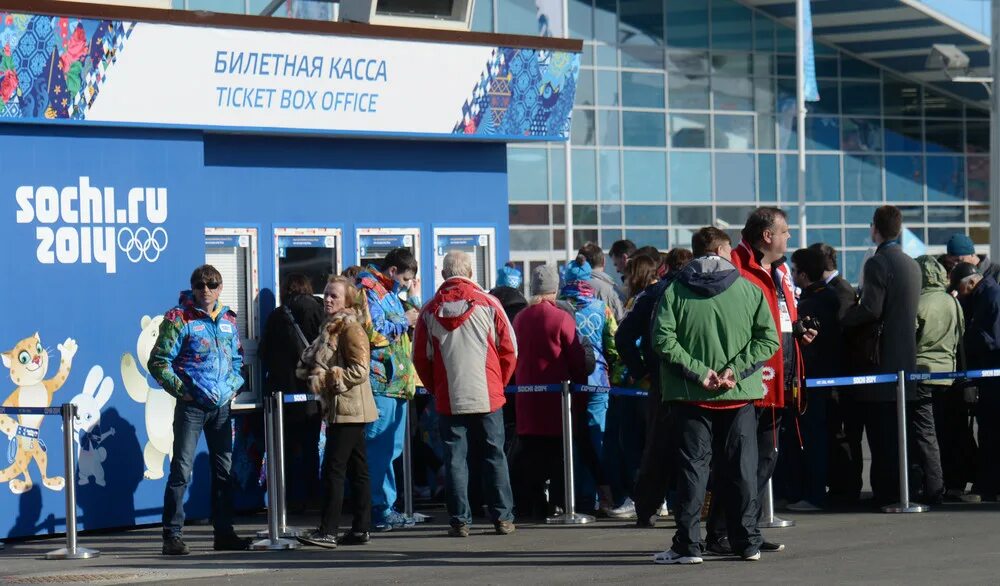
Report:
737,0,991,109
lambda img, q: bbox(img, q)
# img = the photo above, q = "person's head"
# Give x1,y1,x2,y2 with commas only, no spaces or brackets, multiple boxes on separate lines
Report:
281,273,313,302
634,245,660,261
442,250,473,280
496,262,523,289
609,239,637,275
791,248,826,289
189,265,223,311
871,205,903,245
381,247,419,290
341,265,363,280
323,276,360,316
624,254,659,296
808,242,838,275
938,253,959,278
577,242,605,270
742,207,790,263
951,262,983,299
691,227,732,258
946,233,980,265
563,254,592,284
664,248,694,272
530,264,560,303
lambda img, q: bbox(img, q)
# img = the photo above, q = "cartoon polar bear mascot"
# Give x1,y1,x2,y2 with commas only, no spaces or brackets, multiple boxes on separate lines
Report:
121,315,175,480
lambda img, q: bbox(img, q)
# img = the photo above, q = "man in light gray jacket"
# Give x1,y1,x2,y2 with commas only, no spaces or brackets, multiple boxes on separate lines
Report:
578,242,626,321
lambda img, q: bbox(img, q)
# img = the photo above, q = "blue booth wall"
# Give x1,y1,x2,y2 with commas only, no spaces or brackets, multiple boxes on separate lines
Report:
0,125,509,539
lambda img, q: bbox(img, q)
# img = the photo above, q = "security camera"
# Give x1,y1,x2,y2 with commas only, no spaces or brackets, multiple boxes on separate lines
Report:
339,0,475,31
926,44,971,75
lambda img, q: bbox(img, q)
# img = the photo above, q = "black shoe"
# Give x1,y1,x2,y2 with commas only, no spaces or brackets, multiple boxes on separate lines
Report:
339,531,371,545
213,533,251,551
162,536,190,556
704,537,733,557
634,514,657,529
760,540,785,552
298,529,338,549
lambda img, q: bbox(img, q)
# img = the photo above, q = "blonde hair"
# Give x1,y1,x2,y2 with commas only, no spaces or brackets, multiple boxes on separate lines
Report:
530,293,557,305
325,276,361,309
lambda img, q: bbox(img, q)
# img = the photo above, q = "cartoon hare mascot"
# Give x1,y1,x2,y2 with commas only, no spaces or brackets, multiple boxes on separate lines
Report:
0,334,78,494
70,366,116,486
121,315,175,480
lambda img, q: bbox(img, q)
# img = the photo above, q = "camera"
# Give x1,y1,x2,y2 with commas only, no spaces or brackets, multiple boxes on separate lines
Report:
792,315,820,338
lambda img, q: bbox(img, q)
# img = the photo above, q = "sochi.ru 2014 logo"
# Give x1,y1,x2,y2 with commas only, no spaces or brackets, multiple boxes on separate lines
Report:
14,177,168,274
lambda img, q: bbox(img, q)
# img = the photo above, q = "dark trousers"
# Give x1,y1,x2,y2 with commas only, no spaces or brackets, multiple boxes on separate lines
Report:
163,401,235,538
511,435,564,519
439,410,514,527
908,391,944,501
634,397,674,520
782,394,829,506
859,401,900,505
671,403,761,558
976,388,1000,498
603,395,646,505
319,422,371,535
284,403,322,511
828,390,864,502
932,389,977,492
706,407,782,542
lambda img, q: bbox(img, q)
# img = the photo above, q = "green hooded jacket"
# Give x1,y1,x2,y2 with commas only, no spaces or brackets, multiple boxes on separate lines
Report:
653,256,779,403
915,255,964,385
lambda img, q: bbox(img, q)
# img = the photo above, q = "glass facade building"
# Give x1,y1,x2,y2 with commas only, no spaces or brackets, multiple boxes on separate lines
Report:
173,0,990,283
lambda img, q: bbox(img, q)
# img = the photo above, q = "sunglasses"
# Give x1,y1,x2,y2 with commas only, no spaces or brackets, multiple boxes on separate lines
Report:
193,281,221,290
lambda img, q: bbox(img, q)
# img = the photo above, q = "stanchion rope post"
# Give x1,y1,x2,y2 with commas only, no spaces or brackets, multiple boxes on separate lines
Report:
273,390,305,538
45,403,99,559
882,370,928,514
545,381,594,525
403,391,431,523
252,393,298,550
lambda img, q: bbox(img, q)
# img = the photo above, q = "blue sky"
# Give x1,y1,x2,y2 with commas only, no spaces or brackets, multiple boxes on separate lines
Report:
919,0,989,35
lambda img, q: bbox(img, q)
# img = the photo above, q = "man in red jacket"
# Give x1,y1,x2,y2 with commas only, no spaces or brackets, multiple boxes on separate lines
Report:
413,250,518,538
705,207,816,555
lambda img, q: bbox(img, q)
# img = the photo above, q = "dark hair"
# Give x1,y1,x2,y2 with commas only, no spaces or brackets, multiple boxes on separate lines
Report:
808,242,837,272
691,227,731,258
634,245,660,260
341,265,363,280
609,239,637,258
665,248,694,272
578,242,605,268
872,205,903,241
742,207,788,247
791,248,826,282
281,273,313,301
624,254,659,296
382,247,418,276
190,264,222,287
937,253,959,276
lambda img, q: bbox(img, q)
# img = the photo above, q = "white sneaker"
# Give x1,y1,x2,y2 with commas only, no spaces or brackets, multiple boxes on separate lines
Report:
657,500,670,517
786,500,822,512
653,549,703,565
742,551,761,561
608,498,637,519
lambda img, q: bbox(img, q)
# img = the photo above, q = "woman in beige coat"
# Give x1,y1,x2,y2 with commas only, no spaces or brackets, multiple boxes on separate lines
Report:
295,276,378,549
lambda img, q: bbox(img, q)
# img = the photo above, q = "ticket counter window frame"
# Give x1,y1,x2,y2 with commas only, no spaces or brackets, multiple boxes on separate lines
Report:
432,226,497,291
273,226,344,307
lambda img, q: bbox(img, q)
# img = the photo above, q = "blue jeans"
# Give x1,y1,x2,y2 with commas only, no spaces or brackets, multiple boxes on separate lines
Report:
574,392,608,512
438,409,514,526
163,400,234,538
365,395,408,519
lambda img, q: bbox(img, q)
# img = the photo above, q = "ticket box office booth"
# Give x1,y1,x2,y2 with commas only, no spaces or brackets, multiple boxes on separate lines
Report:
0,0,580,538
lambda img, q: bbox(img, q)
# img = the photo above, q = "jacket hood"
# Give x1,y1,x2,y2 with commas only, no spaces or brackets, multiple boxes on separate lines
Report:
916,255,948,292
430,277,482,332
676,255,740,297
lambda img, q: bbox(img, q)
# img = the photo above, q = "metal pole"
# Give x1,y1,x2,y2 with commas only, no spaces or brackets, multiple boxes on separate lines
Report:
990,0,1000,265
402,404,430,523
795,0,808,249
46,403,99,559
563,0,574,264
546,381,594,524
882,372,928,513
273,391,304,538
252,394,298,549
758,478,794,529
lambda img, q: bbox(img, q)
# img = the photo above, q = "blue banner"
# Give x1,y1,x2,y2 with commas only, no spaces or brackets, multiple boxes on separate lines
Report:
806,374,899,388
802,0,820,102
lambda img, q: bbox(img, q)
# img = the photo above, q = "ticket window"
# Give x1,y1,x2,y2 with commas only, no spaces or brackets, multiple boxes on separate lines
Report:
274,228,342,305
204,227,260,409
357,227,421,299
433,227,496,290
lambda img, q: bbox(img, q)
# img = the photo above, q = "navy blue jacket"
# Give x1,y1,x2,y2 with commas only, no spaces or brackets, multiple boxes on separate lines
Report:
614,278,671,387
964,277,1000,370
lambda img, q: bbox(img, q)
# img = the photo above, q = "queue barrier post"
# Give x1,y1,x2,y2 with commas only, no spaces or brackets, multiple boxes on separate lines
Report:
759,478,794,529
402,394,430,523
45,403,99,560
273,391,305,538
251,394,298,550
882,370,928,514
546,381,594,525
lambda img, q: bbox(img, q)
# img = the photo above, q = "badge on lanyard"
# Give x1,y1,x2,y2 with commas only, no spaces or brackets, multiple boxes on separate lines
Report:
778,299,793,333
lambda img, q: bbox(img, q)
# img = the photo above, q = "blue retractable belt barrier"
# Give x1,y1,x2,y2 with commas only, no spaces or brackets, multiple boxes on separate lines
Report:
806,373,899,388
0,406,62,416
283,393,315,404
573,385,649,397
505,384,563,394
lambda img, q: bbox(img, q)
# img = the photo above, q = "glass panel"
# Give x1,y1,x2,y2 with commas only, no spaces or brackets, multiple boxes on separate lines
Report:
598,110,621,146
714,153,755,201
666,0,709,49
842,118,882,152
575,69,595,106
568,0,595,39
670,152,712,202
968,107,989,119
619,0,665,46
783,154,840,202
712,52,752,76
711,0,752,50
807,116,840,151
622,46,666,69
601,204,623,224
671,113,709,148
594,0,617,44
753,77,775,113
923,89,964,118
841,56,880,79
596,44,618,67
927,206,964,223
550,146,567,201
846,227,873,247
714,115,754,150
815,56,838,78
843,155,883,202
967,120,989,154
496,0,538,35
573,204,599,225
775,23,795,52
622,72,666,108
471,0,493,32
841,81,881,116
843,251,868,284
625,229,669,249
808,228,842,248
599,149,622,200
885,155,924,201
882,76,921,117
968,156,989,202
573,229,600,249
928,228,960,246
884,118,922,152
759,154,777,201
625,205,668,225
508,204,549,225
925,120,964,154
971,226,990,245
807,205,841,224
672,205,712,225
553,229,565,250
667,50,709,73
571,110,596,145
623,150,668,202
712,76,754,111
899,205,925,223
602,229,624,246
926,156,965,202
845,205,878,224
623,112,666,147
757,115,775,150
507,147,549,201
754,12,775,53
572,148,598,201
510,229,550,251
189,0,244,12
716,205,758,225
597,70,619,106
668,75,709,109
811,79,840,116
553,204,565,223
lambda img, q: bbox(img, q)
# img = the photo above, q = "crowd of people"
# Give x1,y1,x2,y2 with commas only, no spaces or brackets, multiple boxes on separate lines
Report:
144,204,1000,564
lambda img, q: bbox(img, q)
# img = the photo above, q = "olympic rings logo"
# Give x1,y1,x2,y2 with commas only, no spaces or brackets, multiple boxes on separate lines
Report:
117,227,169,263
